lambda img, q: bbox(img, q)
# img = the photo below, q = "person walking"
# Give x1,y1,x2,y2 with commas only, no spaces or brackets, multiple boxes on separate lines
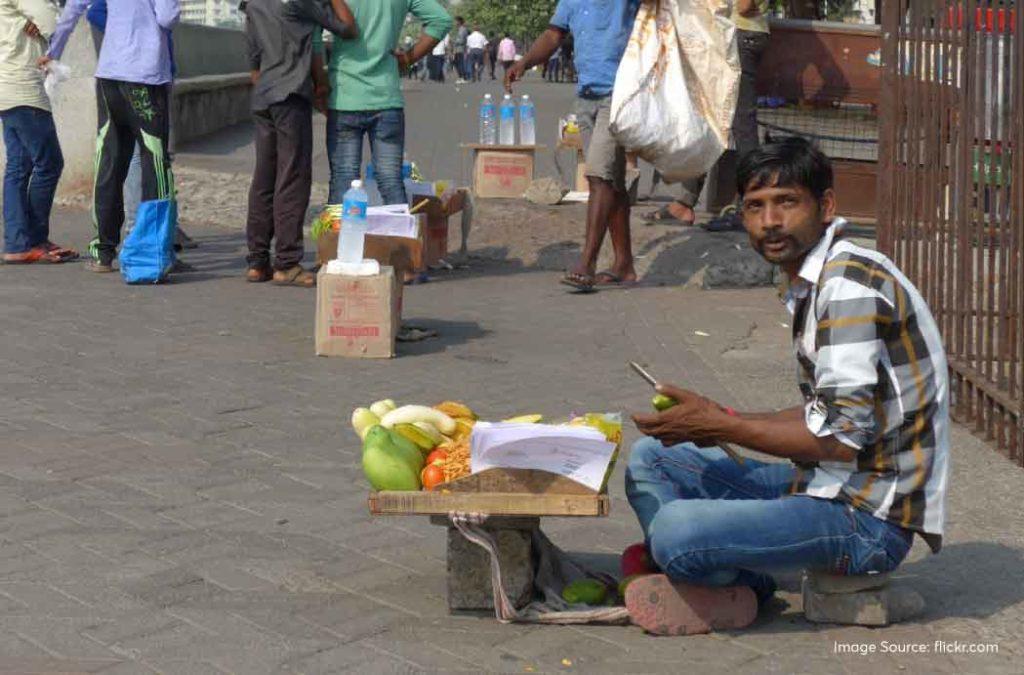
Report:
325,0,451,207
43,0,179,273
0,0,78,264
507,0,641,292
485,31,499,80
644,0,770,227
243,0,356,286
497,33,516,74
452,15,468,83
428,32,448,82
466,25,487,82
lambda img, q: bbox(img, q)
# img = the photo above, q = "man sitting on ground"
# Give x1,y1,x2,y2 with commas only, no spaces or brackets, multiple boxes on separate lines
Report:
624,138,949,635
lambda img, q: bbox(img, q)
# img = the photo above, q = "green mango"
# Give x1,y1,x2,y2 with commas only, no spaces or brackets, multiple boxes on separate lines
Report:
652,393,678,411
361,426,424,491
561,579,608,606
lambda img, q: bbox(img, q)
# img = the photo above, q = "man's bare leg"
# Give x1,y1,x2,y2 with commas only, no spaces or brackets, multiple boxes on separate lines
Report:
567,176,615,282
599,188,637,284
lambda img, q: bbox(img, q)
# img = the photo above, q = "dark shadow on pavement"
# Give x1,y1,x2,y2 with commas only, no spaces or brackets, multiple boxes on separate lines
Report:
397,318,490,356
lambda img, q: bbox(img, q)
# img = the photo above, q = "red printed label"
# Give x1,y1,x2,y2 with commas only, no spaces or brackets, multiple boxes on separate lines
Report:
330,326,381,337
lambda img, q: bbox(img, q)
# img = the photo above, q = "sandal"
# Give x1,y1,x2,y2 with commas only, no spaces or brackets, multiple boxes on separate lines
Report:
272,265,316,288
246,265,274,283
643,204,694,226
595,271,638,288
44,242,80,261
559,270,596,293
3,246,67,264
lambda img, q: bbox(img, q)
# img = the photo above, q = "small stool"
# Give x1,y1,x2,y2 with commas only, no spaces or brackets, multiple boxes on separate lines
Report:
802,570,925,626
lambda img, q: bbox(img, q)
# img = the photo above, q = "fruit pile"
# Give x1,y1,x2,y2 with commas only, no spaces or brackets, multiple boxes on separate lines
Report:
352,400,477,492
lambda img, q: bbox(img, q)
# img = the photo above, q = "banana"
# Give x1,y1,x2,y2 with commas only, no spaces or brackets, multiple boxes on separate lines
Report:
412,421,444,445
503,414,543,424
393,423,437,451
450,418,475,442
369,399,398,418
380,405,457,435
434,401,477,421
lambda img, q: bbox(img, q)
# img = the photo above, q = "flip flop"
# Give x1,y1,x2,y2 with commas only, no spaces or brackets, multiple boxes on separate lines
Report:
595,271,638,288
3,247,68,264
272,265,316,287
643,204,694,226
44,242,80,261
559,270,596,293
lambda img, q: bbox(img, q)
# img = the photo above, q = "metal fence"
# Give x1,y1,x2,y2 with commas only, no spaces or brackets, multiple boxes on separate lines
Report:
878,0,1023,463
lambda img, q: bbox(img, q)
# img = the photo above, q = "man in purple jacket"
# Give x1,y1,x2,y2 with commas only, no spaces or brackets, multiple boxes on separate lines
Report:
41,0,179,272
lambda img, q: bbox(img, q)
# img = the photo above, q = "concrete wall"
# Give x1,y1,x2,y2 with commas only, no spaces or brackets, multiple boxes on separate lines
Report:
0,23,252,199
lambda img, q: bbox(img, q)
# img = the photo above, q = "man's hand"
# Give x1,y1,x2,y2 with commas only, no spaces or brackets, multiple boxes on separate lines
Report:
632,384,731,447
393,49,412,74
504,61,526,93
37,55,53,70
24,20,41,38
249,69,260,86
313,83,330,114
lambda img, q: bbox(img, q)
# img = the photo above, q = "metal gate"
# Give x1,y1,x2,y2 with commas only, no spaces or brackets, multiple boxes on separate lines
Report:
878,0,1023,463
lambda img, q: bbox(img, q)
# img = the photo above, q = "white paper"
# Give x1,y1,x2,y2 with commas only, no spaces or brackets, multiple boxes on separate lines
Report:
470,422,617,492
365,204,419,239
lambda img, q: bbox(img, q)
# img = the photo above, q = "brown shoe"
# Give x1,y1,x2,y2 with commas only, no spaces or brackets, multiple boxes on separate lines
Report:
272,265,316,287
85,260,115,273
625,574,757,636
246,265,273,283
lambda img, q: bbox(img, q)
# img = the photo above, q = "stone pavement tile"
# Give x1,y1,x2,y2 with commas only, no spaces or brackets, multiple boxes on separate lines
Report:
119,661,230,675
0,581,99,617
0,616,126,660
295,593,418,644
0,657,124,674
358,632,489,672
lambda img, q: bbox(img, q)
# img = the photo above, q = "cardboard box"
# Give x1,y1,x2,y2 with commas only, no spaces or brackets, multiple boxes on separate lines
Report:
473,150,534,199
315,266,400,358
316,230,422,278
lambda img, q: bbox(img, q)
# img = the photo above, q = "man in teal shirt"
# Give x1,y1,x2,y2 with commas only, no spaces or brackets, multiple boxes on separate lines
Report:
326,0,452,205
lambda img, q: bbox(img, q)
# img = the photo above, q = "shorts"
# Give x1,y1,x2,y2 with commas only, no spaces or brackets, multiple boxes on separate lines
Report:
573,95,626,192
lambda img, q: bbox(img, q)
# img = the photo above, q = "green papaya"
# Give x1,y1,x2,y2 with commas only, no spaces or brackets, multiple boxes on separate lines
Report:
561,579,608,605
361,426,424,491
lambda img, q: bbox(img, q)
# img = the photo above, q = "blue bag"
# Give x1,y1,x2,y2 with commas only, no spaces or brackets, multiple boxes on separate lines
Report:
119,199,177,284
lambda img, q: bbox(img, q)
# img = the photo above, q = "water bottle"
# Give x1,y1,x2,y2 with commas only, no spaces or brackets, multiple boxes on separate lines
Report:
336,179,368,264
499,93,516,145
519,95,536,146
479,93,497,145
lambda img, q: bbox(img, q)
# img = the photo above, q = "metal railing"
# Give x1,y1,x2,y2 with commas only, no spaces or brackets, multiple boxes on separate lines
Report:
878,0,1023,463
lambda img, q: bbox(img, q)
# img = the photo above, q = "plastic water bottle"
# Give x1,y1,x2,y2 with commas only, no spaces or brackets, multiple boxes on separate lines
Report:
519,95,536,146
336,179,368,264
499,93,516,145
479,93,497,145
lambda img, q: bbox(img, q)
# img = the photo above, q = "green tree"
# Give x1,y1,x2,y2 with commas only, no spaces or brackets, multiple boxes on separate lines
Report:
457,0,559,42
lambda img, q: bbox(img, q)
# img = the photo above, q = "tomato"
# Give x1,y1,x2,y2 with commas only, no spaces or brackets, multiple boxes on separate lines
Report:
425,448,448,466
421,463,445,491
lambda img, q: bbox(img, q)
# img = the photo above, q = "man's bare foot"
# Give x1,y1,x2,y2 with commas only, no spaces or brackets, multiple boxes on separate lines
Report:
595,268,638,286
667,201,695,222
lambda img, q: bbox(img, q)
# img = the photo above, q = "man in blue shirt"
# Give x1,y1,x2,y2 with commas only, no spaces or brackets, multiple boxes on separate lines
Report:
507,0,640,292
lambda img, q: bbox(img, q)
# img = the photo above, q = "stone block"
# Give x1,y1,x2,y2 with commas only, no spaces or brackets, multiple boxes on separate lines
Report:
802,576,924,626
445,524,535,612
806,570,890,594
524,177,568,206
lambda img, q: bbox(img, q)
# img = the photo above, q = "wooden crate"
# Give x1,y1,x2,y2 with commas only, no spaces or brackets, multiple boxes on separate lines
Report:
367,468,610,518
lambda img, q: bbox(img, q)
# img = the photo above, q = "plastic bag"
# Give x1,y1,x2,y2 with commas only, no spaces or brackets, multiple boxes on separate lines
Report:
609,0,740,182
43,61,71,100
119,199,177,284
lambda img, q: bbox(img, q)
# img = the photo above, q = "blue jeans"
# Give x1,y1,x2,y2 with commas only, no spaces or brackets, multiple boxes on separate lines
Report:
625,439,913,595
326,109,407,205
1,106,64,253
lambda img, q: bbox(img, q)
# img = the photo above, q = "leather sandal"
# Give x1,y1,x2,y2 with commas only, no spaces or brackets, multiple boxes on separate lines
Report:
272,265,316,288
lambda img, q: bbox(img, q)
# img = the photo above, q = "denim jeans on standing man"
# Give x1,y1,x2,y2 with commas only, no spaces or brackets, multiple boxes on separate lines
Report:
625,439,913,598
1,106,64,254
326,108,407,205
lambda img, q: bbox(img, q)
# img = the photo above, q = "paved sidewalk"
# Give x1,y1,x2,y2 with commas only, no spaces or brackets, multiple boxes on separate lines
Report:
1,210,1021,674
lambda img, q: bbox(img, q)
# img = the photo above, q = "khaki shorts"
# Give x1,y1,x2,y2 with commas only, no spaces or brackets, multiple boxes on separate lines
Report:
574,96,627,192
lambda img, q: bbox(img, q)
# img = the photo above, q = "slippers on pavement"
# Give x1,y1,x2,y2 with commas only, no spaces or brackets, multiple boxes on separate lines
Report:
642,204,694,226
595,271,638,288
560,271,596,293
3,247,69,264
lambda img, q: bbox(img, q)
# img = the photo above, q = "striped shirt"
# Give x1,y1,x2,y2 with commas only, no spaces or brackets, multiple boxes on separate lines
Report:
786,218,950,553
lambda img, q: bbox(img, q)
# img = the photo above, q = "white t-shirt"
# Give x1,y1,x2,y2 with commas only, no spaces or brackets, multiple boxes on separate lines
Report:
432,34,449,56
466,31,487,50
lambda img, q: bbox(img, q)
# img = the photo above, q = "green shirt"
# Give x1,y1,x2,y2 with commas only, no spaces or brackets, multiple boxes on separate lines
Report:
328,0,452,112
